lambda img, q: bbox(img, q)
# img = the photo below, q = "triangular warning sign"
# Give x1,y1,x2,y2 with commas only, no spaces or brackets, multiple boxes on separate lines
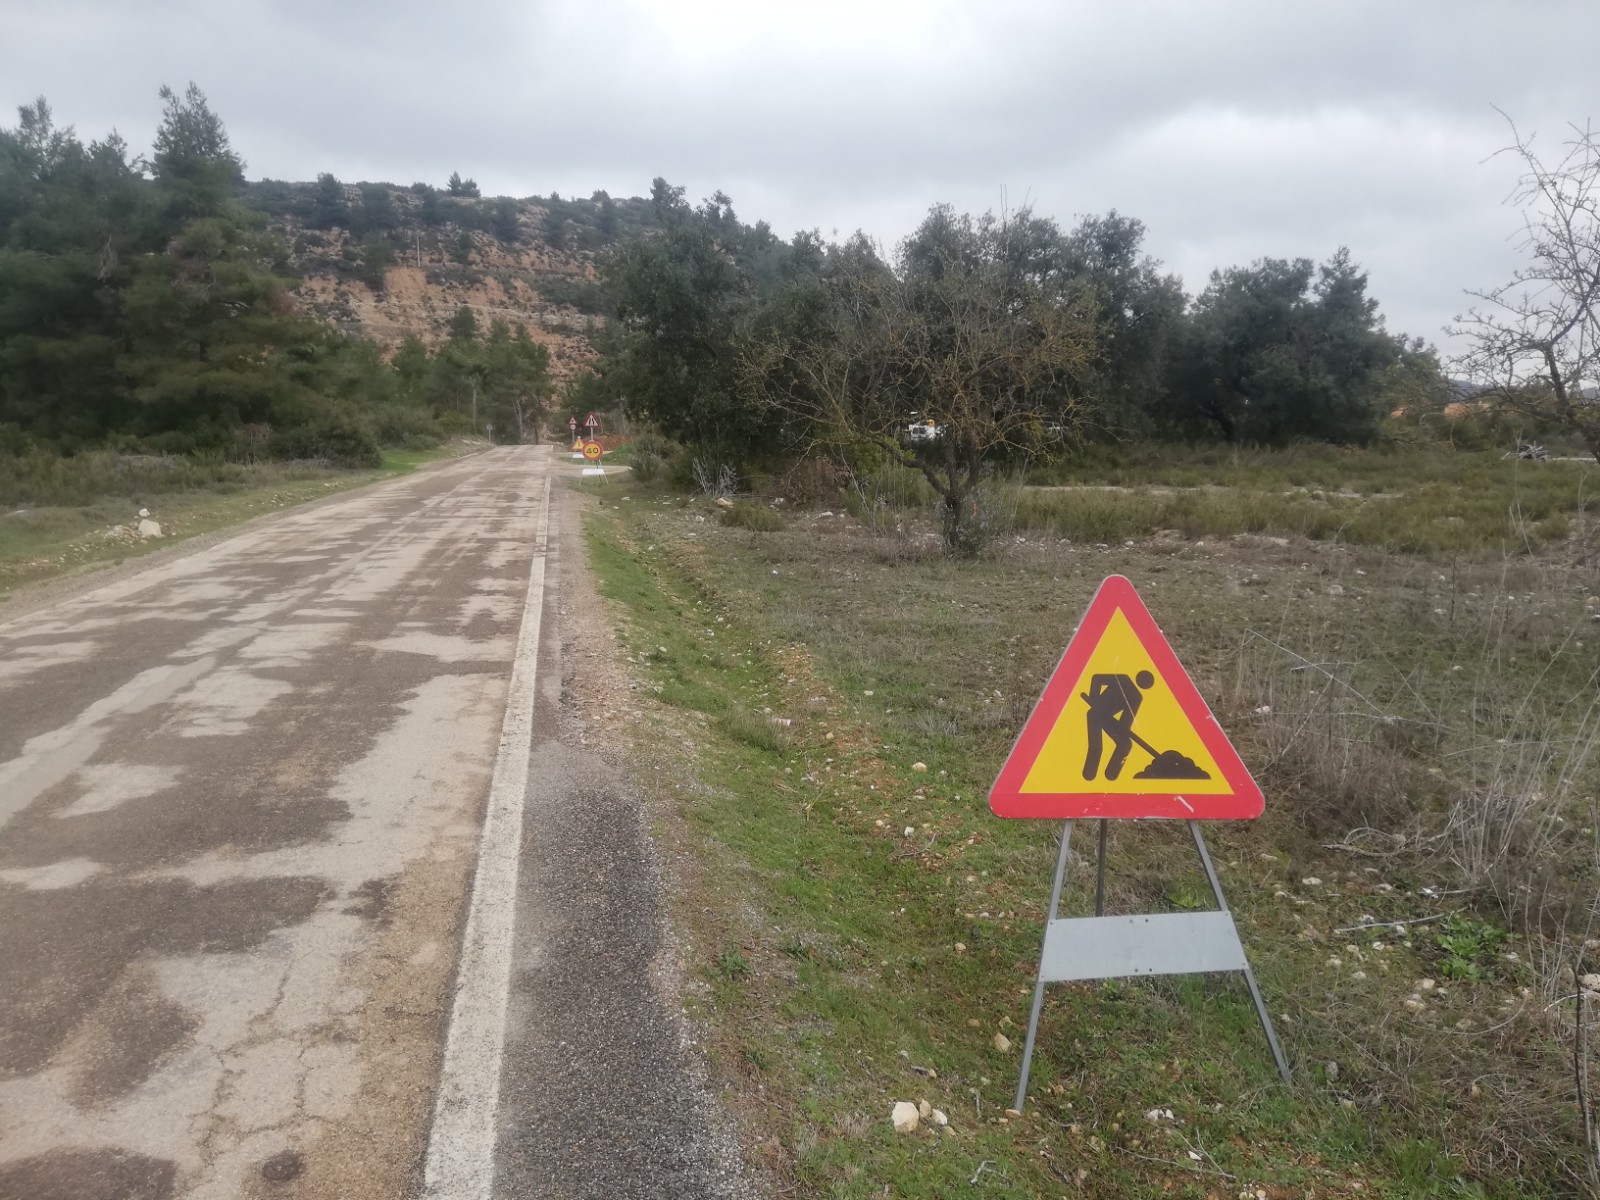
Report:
990,575,1262,820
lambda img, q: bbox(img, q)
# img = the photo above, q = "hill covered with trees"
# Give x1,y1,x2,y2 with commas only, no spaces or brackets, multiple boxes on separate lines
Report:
243,175,651,383
0,85,649,471
3,81,1466,506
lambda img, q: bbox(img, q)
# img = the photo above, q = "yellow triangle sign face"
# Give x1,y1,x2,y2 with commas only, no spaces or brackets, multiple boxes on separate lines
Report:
1019,607,1231,795
990,576,1263,820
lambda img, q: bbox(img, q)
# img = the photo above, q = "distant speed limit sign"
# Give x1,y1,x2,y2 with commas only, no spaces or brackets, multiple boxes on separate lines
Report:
581,440,603,462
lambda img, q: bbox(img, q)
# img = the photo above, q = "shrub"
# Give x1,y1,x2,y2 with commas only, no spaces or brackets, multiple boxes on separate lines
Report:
712,707,790,753
630,450,663,482
268,413,381,468
370,405,443,450
720,500,784,531
773,455,844,509
939,485,1016,557
623,427,678,483
685,456,738,499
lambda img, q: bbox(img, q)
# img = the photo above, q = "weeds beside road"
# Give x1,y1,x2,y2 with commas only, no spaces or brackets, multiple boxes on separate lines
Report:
0,443,472,598
583,447,1600,1198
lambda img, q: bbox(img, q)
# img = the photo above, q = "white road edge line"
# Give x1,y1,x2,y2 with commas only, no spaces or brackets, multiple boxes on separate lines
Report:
423,464,552,1200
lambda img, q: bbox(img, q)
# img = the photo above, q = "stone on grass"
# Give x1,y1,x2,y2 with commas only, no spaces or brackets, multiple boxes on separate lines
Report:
918,1100,931,1119
931,1109,949,1127
993,1033,1012,1053
137,519,163,539
911,762,928,773
891,1101,919,1133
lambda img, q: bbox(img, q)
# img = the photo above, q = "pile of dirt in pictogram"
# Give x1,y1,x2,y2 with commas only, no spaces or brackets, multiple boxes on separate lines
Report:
1134,750,1210,779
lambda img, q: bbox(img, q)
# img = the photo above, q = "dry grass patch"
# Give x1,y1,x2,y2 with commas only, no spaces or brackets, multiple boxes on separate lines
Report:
586,461,1600,1198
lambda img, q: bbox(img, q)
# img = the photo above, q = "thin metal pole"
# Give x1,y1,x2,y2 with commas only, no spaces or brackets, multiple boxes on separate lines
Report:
1015,821,1073,1113
1093,819,1108,916
1187,820,1291,1083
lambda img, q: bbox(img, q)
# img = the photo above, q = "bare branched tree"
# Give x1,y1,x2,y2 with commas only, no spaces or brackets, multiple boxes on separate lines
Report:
1450,115,1600,461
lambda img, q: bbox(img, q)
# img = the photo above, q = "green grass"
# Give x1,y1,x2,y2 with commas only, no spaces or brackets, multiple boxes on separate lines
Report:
380,446,456,473
593,440,635,466
583,466,1600,1198
1026,441,1586,494
720,500,785,531
836,444,1600,556
0,442,467,599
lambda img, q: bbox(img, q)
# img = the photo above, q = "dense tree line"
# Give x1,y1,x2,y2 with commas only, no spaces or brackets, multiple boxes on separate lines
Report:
594,179,1438,540
0,88,553,466
0,83,1443,497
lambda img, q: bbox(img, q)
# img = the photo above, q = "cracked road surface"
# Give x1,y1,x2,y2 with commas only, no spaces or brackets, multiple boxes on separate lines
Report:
0,449,551,1200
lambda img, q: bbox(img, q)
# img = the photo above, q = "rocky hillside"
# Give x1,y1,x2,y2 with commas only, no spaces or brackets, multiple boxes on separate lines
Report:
246,182,652,385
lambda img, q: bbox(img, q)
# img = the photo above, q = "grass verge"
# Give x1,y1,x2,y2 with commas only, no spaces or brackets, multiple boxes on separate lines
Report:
584,470,1600,1199
0,443,470,599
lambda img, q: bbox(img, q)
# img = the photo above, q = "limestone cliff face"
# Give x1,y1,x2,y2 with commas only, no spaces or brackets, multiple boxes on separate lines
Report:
252,184,645,385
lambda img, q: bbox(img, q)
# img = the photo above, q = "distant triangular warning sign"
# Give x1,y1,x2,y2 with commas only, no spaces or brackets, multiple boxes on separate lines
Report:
990,576,1262,820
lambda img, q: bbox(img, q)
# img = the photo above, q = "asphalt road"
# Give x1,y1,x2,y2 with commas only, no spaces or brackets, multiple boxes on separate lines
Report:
0,448,746,1200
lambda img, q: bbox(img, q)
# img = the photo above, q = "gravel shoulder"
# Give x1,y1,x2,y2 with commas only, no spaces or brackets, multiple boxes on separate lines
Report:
489,483,753,1199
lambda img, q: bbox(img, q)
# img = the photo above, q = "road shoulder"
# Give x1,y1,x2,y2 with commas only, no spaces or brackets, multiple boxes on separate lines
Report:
489,483,753,1200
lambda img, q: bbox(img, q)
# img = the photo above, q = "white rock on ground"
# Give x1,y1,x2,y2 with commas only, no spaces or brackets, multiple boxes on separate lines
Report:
993,1033,1013,1053
137,519,163,539
891,1101,920,1133
931,1109,948,1127
918,1100,931,1119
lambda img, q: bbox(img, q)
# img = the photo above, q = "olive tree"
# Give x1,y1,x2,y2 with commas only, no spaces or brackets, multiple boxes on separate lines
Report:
746,206,1098,552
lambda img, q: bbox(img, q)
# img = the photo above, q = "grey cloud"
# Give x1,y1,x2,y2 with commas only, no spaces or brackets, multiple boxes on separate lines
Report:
3,0,1596,347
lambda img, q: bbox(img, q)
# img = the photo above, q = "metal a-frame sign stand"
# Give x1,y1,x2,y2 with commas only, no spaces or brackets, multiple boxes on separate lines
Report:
1012,818,1289,1110
991,576,1290,1112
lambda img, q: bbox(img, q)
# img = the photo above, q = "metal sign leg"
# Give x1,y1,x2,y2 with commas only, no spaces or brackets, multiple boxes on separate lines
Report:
1187,821,1291,1083
1014,821,1073,1113
1093,819,1109,916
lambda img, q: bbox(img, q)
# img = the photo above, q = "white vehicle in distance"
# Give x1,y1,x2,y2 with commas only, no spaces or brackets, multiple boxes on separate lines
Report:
903,415,942,442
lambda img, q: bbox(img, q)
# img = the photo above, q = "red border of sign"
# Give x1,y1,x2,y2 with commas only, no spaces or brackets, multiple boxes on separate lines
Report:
989,575,1263,820
582,440,604,461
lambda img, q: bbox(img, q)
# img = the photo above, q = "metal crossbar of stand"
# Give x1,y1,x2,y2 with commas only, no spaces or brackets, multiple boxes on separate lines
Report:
1013,819,1291,1112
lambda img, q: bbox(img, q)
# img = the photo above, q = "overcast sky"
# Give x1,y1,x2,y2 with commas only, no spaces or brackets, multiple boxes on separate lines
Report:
5,0,1596,351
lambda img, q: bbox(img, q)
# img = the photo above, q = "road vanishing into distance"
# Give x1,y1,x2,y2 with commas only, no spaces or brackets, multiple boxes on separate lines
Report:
0,448,744,1200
